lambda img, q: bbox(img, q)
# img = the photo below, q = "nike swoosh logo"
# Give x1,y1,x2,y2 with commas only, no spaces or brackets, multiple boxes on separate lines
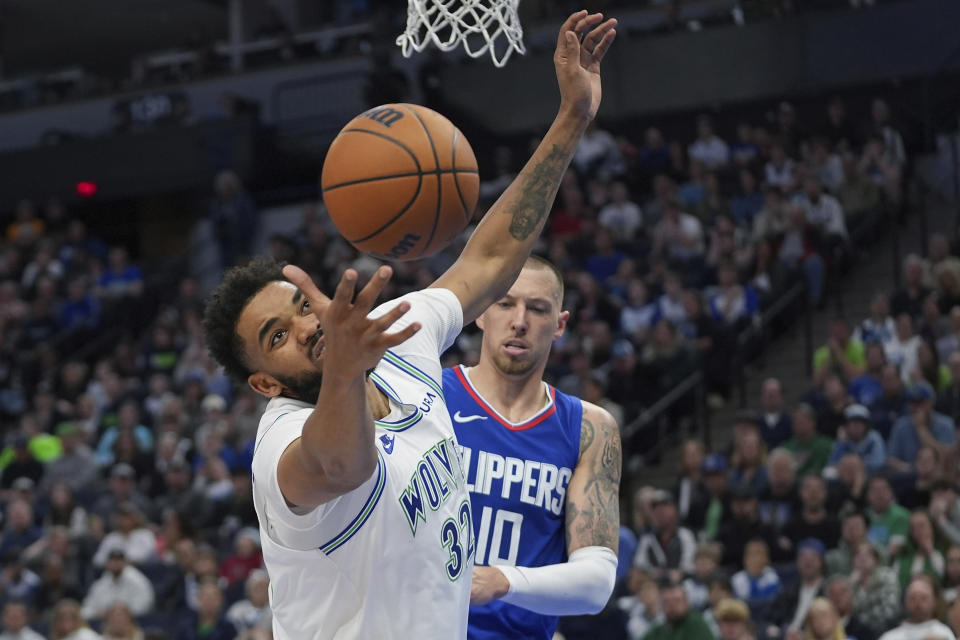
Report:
379,434,395,454
453,411,488,424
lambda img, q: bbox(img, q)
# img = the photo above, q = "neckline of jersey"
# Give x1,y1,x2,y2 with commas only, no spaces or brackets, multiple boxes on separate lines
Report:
456,365,556,431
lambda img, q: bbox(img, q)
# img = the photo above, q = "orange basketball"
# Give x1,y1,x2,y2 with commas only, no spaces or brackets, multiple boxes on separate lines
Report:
320,103,479,261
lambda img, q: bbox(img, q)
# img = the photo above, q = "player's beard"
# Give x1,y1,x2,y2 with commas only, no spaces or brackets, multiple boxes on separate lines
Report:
490,351,537,376
276,369,324,405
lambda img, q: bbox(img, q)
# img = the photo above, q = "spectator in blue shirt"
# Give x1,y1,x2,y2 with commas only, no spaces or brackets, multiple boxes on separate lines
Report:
887,383,956,473
849,342,887,408
829,404,887,472
709,261,759,333
96,246,143,299
59,276,101,332
730,168,764,226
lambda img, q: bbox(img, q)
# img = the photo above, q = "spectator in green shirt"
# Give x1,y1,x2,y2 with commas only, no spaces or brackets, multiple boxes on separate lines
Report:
783,403,834,477
813,318,867,387
643,583,714,640
866,474,910,558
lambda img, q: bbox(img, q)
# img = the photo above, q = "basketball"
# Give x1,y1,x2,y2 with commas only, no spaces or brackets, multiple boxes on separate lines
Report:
320,103,479,261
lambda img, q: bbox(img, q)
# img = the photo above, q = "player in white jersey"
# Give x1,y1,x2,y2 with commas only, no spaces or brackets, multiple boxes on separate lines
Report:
200,12,617,640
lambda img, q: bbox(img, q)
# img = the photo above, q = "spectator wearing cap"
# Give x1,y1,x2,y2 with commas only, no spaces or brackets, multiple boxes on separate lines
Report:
887,382,955,473
719,487,783,567
41,422,97,495
829,404,887,472
634,490,697,582
731,539,781,622
783,404,834,477
0,600,45,640
866,475,910,557
813,318,867,388
759,378,793,450
701,453,730,540
931,481,960,547
673,439,710,531
896,510,945,590
0,436,44,491
714,597,751,640
91,463,155,522
784,474,840,550
81,549,154,620
643,582,714,640
771,538,827,632
878,575,954,640
91,502,156,568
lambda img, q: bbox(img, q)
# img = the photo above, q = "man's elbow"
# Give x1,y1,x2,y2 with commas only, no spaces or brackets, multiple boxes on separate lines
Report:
323,449,379,493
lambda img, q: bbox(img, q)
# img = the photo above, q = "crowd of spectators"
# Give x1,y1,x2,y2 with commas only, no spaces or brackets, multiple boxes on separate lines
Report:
604,228,960,640
0,78,921,640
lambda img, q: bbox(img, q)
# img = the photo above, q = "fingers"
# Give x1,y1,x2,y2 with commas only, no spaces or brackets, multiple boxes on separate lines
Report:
556,9,588,48
353,265,393,312
282,264,330,307
574,12,604,37
380,321,421,349
583,18,617,59
329,268,358,314
370,300,411,333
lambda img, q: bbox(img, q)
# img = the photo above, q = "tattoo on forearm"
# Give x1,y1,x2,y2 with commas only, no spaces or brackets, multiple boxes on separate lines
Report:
566,414,622,551
508,144,568,241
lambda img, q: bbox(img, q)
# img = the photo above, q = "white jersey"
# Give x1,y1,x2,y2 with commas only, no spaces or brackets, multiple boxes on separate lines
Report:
251,288,473,640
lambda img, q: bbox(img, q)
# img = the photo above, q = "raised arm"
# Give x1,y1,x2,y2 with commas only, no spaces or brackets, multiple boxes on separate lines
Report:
470,401,622,615
431,11,617,324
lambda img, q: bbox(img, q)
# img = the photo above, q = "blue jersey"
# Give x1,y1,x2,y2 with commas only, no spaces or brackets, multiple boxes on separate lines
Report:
442,365,582,640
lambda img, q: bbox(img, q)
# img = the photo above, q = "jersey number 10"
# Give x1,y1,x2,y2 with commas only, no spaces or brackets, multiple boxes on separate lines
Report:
475,506,523,566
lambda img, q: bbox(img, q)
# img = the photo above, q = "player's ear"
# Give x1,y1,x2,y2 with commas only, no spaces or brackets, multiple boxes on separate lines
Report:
248,372,285,398
475,313,486,331
555,310,570,339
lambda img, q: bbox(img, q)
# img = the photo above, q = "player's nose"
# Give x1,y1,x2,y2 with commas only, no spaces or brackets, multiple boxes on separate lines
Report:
294,313,320,343
510,306,529,332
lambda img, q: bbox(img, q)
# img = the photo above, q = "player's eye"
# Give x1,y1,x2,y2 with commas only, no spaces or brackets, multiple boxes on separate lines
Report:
302,300,310,313
271,329,286,347
498,302,512,309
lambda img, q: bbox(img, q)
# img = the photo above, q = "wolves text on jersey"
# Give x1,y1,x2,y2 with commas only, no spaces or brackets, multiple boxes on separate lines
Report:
399,437,464,535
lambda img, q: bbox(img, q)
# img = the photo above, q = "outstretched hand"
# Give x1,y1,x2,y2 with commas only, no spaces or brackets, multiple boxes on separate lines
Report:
554,10,618,121
282,264,421,379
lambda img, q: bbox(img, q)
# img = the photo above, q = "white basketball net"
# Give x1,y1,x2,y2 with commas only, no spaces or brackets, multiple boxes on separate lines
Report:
397,0,526,68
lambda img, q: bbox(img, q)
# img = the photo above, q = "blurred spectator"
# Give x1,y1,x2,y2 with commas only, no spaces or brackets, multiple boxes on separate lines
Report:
0,436,45,490
642,582,713,640
783,404,833,477
944,546,960,605
175,580,237,640
652,200,705,267
825,575,876,640
674,440,709,530
708,261,759,332
719,488,781,567
50,599,99,640
802,597,853,640
573,122,624,180
209,171,257,269
43,483,90,540
866,475,910,557
639,128,671,180
701,454,730,541
97,246,144,301
95,401,153,468
829,403,886,472
225,569,271,636
887,383,955,473
753,186,789,243
617,569,664,640
849,343,888,408
899,446,940,511
800,176,848,242
765,142,796,190
731,122,760,167
886,315,923,384
5,200,44,247
936,315,960,369
851,542,902,637
758,449,799,532
896,510,945,589
100,602,143,640
730,426,769,495
81,549,154,620
42,422,97,494
877,575,953,640
813,318,866,387
784,475,840,550
891,255,931,319
598,181,643,240
779,203,826,306
688,115,729,170
773,538,828,631
820,97,858,151
870,99,906,169
0,500,42,559
872,364,908,440
826,511,870,577
684,543,721,611
0,551,40,606
31,552,84,618
219,528,262,589
730,168,764,226
713,598,752,640
0,601,44,640
91,503,156,568
816,374,854,440
732,539,781,621
931,480,960,547
634,490,696,581
808,138,844,191
759,377,793,450
855,293,897,348
836,152,881,234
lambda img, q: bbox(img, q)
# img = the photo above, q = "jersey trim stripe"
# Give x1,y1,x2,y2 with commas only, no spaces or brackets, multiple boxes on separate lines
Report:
253,412,289,457
384,350,443,396
453,365,557,431
370,372,424,431
319,451,386,554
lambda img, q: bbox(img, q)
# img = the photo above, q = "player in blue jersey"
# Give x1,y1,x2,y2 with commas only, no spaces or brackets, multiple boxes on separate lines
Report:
443,256,622,640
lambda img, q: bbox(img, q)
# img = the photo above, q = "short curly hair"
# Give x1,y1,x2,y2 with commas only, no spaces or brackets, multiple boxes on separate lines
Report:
202,258,286,381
